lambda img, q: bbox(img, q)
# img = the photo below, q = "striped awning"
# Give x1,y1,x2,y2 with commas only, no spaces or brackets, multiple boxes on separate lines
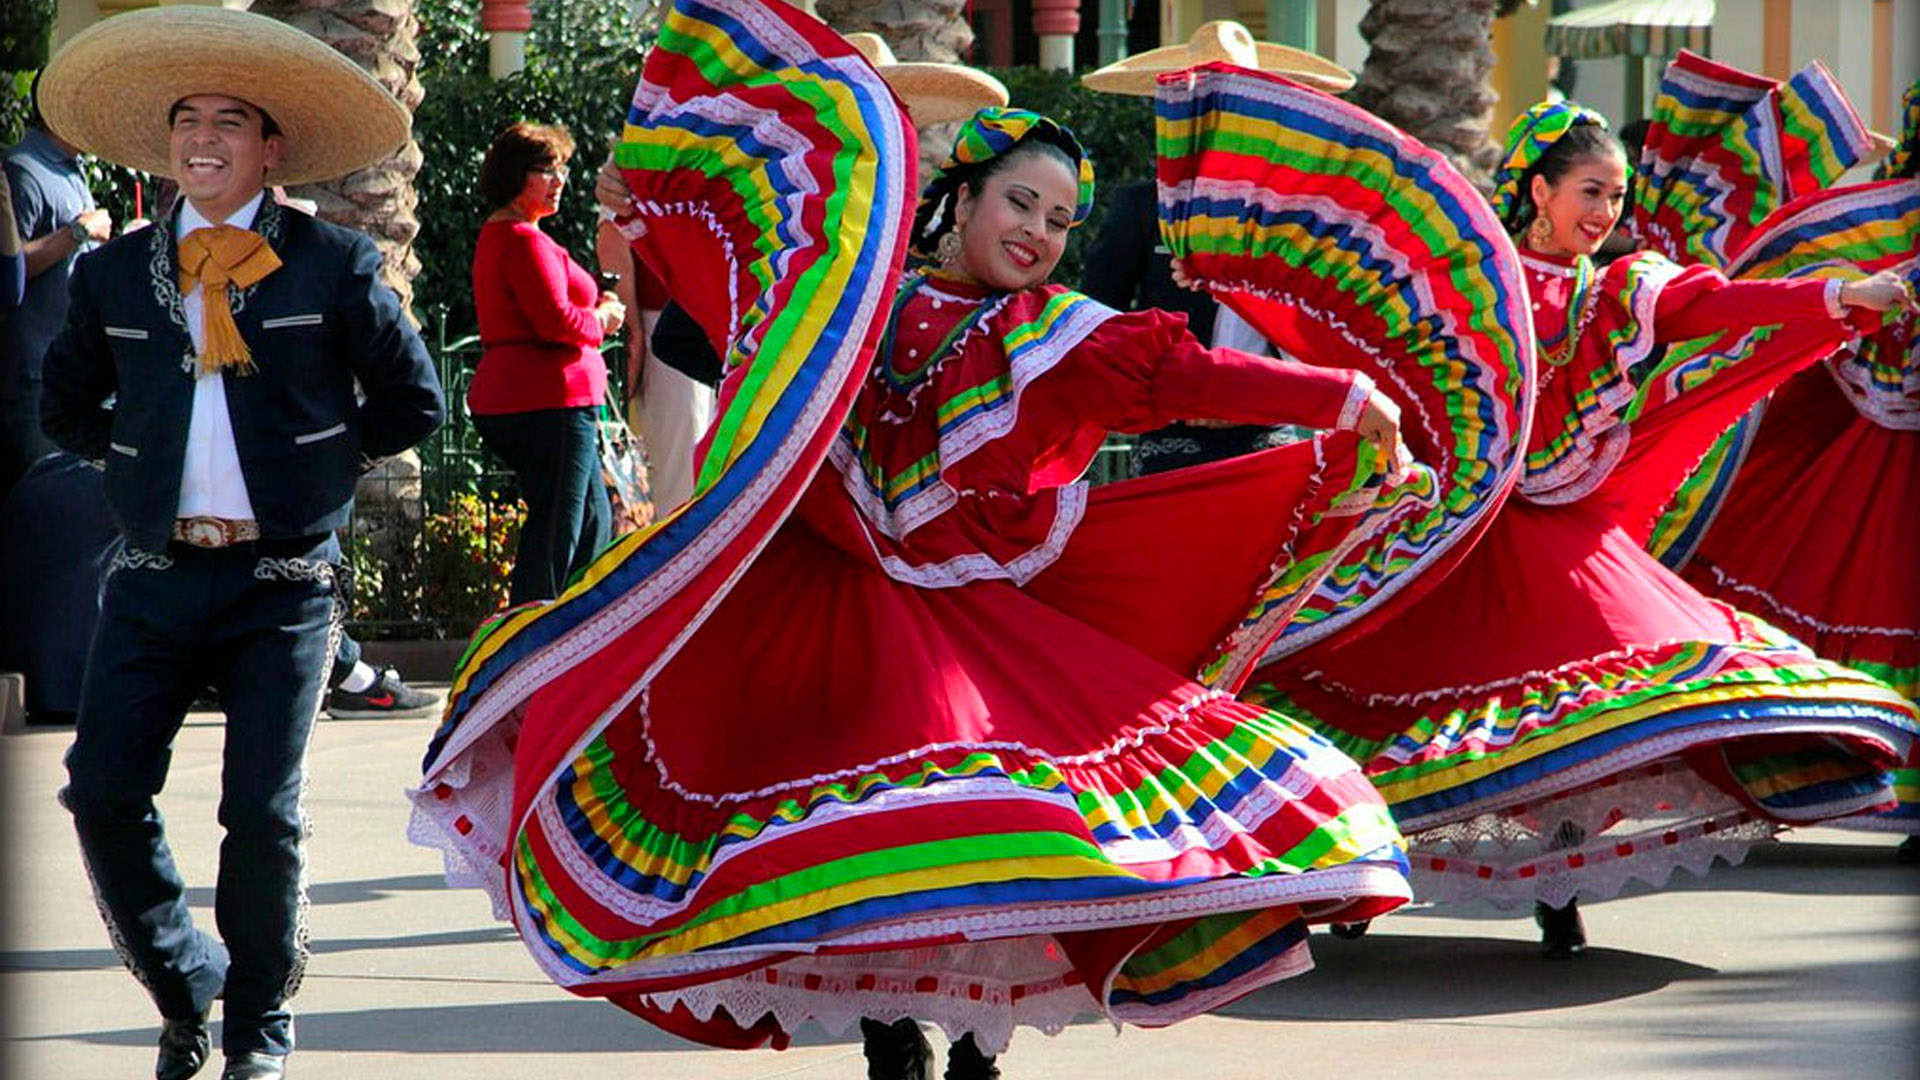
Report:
1544,0,1713,60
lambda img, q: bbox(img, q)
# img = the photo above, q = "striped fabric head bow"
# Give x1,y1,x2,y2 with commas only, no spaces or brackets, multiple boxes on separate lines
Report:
927,106,1096,224
1490,100,1612,225
1876,81,1919,180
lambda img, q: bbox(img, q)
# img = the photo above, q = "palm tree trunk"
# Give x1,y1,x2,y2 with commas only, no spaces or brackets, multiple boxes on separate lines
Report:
1348,0,1502,193
817,0,972,64
252,0,426,317
817,1,973,182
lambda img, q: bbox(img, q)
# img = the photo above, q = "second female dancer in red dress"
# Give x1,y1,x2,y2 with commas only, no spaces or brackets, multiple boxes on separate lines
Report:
1186,84,1920,956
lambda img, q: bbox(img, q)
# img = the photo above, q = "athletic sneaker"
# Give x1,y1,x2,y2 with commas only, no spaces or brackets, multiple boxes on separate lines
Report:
326,668,438,719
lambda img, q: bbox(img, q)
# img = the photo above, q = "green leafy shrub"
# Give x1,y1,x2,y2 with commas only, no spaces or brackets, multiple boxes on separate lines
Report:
421,490,526,635
0,0,51,70
346,489,525,639
0,0,52,143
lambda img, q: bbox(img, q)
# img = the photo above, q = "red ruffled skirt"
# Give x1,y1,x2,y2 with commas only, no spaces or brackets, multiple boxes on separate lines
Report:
478,451,1414,1052
1247,495,1917,907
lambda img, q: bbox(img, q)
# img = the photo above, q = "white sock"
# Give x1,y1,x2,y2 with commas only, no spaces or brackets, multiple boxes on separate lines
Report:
339,661,378,693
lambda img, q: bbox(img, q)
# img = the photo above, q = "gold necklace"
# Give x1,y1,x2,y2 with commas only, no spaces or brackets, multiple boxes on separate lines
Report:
1535,256,1596,368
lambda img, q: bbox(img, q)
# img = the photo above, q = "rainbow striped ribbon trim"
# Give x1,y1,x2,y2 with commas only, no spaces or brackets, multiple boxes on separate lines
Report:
1152,63,1533,658
1636,50,1875,269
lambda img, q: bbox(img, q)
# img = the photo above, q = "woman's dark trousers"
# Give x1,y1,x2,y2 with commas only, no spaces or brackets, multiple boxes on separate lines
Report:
473,405,612,604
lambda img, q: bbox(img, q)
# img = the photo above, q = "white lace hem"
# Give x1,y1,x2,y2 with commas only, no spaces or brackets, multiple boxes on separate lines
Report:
1408,814,1774,908
407,715,518,919
1401,758,1779,908
637,930,1317,1054
1334,372,1376,431
1518,423,1630,505
642,942,1095,1054
1829,356,1920,431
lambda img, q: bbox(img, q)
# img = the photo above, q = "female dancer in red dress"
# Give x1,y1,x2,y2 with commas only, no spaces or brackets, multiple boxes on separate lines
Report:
1193,86,1920,956
1661,83,1920,854
411,1,1537,1072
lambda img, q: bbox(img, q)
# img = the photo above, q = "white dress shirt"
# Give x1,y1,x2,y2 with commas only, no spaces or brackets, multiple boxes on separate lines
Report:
175,192,265,522
1210,304,1272,356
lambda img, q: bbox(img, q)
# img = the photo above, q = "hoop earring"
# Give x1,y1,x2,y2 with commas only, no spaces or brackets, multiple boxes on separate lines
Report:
936,229,962,267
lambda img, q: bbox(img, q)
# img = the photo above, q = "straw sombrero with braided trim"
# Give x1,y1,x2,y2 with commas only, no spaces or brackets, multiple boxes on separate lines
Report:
845,31,1008,125
37,6,408,186
1080,19,1354,96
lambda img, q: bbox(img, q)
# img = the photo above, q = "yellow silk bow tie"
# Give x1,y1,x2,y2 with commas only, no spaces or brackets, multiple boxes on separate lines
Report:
178,224,283,376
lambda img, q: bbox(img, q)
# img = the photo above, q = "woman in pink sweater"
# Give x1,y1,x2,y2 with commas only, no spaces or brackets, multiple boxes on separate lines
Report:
470,121,626,604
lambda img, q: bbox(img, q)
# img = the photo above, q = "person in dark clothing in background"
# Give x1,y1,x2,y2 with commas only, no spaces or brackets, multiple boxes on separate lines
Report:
3,74,115,498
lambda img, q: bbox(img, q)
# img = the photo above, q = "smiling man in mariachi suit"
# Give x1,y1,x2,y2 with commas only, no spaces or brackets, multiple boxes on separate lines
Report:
34,9,444,1080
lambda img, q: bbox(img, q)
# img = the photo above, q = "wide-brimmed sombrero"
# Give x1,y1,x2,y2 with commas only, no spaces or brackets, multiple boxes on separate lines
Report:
1080,19,1354,96
37,6,409,185
845,31,1008,124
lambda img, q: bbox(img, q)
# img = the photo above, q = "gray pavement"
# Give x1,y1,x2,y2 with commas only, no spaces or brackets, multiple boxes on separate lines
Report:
3,700,1916,1080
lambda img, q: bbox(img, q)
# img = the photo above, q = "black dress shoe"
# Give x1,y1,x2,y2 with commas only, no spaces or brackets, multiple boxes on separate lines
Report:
156,1015,211,1080
945,1032,1001,1080
1534,898,1587,959
219,1052,286,1080
860,1016,933,1080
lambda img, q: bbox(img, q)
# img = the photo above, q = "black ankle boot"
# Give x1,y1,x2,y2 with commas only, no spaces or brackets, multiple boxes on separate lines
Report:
945,1032,1001,1080
1534,899,1587,959
861,1017,934,1080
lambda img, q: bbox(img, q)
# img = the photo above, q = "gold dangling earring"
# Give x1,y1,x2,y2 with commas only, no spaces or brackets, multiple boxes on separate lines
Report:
936,229,962,267
1529,214,1553,249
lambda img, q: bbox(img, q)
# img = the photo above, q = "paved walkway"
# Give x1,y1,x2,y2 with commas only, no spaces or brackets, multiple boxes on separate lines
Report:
3,701,1916,1079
